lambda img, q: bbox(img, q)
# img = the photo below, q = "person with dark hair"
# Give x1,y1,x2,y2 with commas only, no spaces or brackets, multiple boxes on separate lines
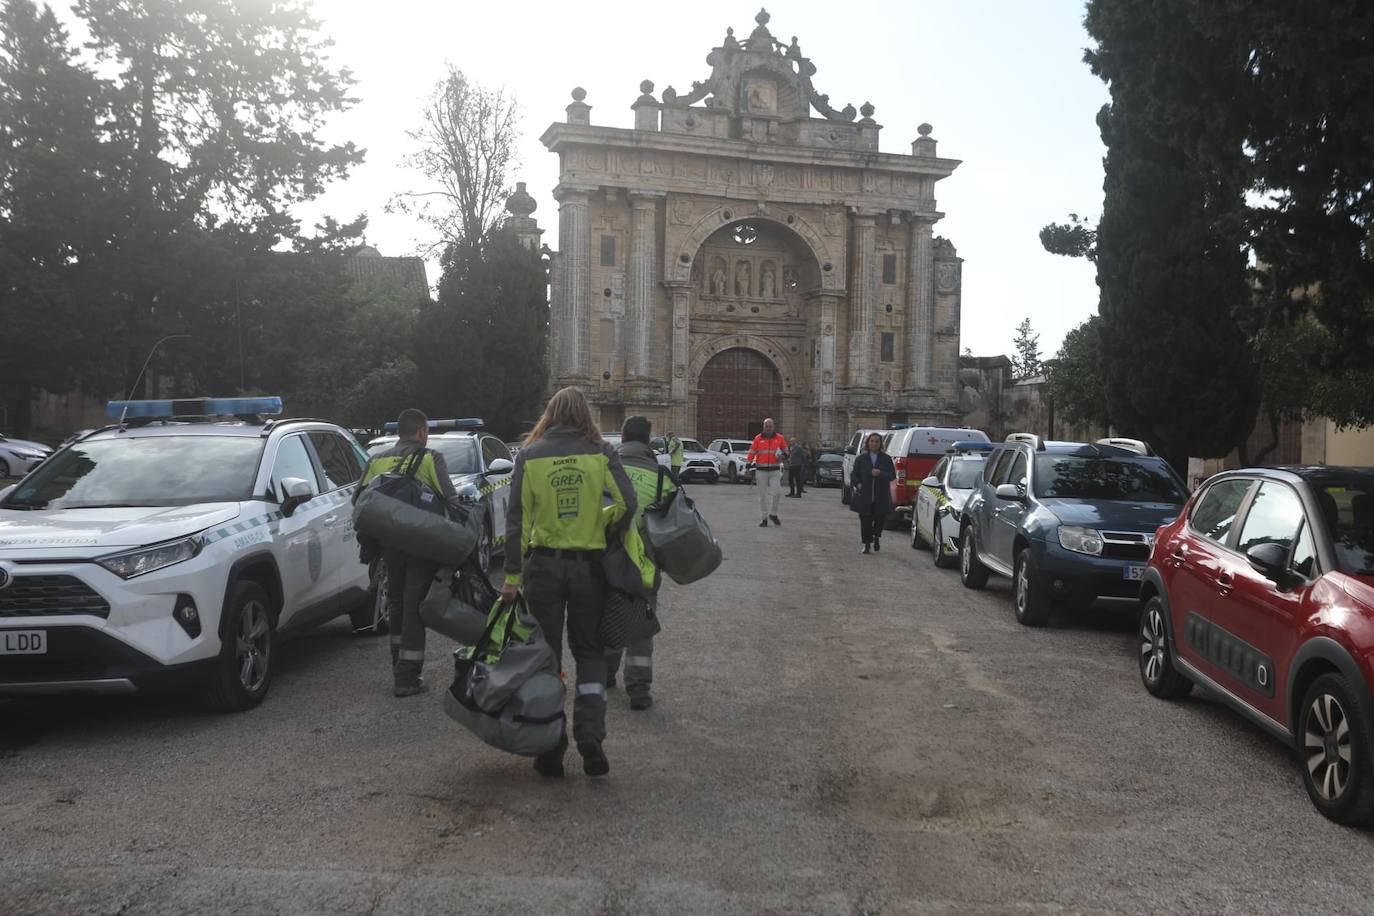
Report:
502,387,638,778
787,440,806,497
605,415,673,710
849,431,895,554
359,408,460,696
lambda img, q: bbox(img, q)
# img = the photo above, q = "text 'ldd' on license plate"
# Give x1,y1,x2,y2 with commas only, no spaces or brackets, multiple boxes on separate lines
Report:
1122,565,1146,581
0,630,47,655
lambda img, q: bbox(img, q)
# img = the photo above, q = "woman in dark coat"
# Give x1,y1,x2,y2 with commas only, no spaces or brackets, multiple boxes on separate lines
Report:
850,432,896,554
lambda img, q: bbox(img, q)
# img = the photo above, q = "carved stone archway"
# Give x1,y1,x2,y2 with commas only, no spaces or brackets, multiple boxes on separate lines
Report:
668,207,840,291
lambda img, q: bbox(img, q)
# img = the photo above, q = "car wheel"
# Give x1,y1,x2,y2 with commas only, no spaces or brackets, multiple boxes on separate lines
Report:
727,464,737,484
911,518,927,550
351,559,389,635
1013,548,1053,626
932,519,954,569
708,472,719,484
841,485,852,506
1299,673,1374,826
959,527,990,589
203,580,274,712
1137,596,1192,699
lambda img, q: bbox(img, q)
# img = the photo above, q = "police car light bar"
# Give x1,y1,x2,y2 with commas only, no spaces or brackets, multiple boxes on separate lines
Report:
106,397,284,420
381,417,485,432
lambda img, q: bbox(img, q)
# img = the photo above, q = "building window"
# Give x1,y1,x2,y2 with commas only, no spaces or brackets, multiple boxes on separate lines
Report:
881,332,895,363
882,253,897,285
732,223,759,245
600,234,616,266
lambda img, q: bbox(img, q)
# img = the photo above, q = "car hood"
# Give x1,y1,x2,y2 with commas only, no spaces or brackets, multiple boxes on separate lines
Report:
948,487,975,510
0,437,50,454
682,450,717,461
1039,498,1180,532
0,503,243,553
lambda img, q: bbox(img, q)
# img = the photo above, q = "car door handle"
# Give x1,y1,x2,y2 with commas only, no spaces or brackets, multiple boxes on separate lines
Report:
1217,573,1233,595
1169,550,1187,568
324,514,339,524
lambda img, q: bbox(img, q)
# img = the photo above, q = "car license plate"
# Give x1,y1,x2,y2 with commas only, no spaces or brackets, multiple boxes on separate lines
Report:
0,630,46,655
1122,565,1145,581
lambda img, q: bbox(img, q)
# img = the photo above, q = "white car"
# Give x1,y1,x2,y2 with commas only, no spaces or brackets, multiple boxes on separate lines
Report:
366,420,514,575
0,397,375,711
911,446,993,567
0,434,52,478
706,438,755,484
656,437,721,483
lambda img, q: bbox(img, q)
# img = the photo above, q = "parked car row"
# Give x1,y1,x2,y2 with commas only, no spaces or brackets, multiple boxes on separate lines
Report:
912,430,1374,827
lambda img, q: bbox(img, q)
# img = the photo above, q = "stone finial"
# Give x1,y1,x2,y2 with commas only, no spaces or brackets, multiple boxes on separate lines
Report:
860,101,875,120
662,85,678,104
913,123,937,157
567,87,591,125
756,7,770,26
506,181,536,217
639,79,654,95
746,7,774,48
723,26,740,49
632,79,659,130
786,36,802,60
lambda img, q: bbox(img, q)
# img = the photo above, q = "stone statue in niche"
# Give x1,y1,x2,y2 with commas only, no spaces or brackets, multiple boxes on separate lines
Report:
710,261,728,297
743,78,777,115
760,263,776,299
735,260,751,297
783,266,799,290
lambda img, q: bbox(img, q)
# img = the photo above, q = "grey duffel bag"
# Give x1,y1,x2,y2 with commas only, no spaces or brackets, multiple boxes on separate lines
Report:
443,595,565,757
643,468,723,585
352,485,480,566
419,561,498,644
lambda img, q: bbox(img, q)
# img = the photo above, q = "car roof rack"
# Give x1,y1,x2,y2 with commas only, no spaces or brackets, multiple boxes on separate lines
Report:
381,417,484,433
1095,437,1155,456
1004,432,1045,450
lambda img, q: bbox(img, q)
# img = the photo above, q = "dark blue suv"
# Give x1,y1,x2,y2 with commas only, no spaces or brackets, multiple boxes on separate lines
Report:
958,435,1189,625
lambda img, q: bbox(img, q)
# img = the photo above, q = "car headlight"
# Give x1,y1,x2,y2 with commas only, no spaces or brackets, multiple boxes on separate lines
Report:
455,482,481,503
97,536,202,579
14,449,46,460
1058,526,1104,556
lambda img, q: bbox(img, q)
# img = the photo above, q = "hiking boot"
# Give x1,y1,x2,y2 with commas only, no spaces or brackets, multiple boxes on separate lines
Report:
393,679,429,698
759,519,769,528
534,735,568,777
873,538,881,553
630,694,653,711
579,740,610,777
770,515,781,526
861,544,871,555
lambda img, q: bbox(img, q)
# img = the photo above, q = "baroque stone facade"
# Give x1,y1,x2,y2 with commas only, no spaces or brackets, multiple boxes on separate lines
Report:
535,9,964,444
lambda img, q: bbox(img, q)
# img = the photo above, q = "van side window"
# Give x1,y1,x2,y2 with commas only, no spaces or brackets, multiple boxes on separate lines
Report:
986,448,1015,485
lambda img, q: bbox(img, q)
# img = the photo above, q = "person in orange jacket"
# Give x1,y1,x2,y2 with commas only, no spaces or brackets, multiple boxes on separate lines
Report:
747,417,788,527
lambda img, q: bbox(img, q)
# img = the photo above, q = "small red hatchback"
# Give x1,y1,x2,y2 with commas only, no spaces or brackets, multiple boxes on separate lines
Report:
1138,466,1374,826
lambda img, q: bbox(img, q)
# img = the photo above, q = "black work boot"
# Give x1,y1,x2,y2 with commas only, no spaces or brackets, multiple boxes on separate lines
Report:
630,694,653,711
579,740,610,777
534,735,568,777
770,515,781,526
873,538,881,553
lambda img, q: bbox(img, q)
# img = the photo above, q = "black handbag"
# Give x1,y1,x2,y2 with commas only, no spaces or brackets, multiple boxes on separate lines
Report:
600,587,661,651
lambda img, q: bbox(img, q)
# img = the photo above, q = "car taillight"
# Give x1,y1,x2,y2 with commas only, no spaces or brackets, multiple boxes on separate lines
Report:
894,456,907,484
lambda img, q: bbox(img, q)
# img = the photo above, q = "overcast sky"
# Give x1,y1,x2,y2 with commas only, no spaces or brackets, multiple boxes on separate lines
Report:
300,0,1108,358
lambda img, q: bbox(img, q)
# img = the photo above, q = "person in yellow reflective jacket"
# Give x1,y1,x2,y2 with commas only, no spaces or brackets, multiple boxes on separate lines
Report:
359,408,460,697
605,415,674,711
664,431,684,472
501,386,637,778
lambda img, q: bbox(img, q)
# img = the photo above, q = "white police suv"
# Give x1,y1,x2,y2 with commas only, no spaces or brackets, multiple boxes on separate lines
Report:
0,397,375,711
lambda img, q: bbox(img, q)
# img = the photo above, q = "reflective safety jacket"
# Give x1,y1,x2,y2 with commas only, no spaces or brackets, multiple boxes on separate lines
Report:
612,439,674,592
664,433,684,470
503,425,637,586
747,431,789,469
360,440,458,504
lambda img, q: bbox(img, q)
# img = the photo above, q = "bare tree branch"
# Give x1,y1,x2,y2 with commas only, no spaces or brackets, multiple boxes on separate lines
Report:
391,66,518,255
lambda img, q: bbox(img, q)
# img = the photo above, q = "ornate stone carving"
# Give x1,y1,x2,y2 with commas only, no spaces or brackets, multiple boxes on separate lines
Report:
937,262,958,291
823,209,842,237
672,197,694,224
734,260,752,297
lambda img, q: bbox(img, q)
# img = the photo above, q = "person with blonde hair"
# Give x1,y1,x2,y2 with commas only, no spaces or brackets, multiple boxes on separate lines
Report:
501,386,637,778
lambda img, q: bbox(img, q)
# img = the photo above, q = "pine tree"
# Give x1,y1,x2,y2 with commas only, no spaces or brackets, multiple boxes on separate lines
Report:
1010,318,1043,379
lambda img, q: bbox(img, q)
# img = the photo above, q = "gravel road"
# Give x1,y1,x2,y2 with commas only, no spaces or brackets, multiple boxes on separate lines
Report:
2,484,1370,915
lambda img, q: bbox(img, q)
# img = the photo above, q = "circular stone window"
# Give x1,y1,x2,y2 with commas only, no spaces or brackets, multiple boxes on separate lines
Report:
679,253,691,264
732,223,759,245
822,261,833,272
885,303,893,313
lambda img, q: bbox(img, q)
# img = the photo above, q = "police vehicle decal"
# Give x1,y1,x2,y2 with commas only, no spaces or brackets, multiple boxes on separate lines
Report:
200,487,355,547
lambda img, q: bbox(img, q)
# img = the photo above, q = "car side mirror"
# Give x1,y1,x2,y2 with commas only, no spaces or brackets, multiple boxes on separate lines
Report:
485,458,513,475
279,476,314,517
994,483,1025,501
1246,542,1290,583
922,476,941,488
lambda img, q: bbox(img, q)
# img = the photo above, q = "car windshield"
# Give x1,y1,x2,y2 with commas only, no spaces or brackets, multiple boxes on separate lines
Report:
1033,455,1186,503
429,439,480,475
818,453,843,464
947,459,984,489
682,440,704,452
1316,482,1374,576
2,436,264,509
731,441,752,452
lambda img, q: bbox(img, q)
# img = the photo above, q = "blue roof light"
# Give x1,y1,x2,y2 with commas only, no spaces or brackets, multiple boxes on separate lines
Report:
950,440,994,453
106,397,283,420
381,417,484,432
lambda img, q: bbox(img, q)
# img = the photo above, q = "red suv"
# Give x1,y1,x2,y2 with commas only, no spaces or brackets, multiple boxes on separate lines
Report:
1138,466,1374,826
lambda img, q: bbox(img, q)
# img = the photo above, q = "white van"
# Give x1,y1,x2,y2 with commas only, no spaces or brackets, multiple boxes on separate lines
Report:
883,427,992,524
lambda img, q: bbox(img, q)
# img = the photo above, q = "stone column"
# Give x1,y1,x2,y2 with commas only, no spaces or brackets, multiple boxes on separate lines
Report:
554,185,594,382
809,290,845,445
904,216,936,391
627,191,664,379
665,280,693,430
846,211,879,392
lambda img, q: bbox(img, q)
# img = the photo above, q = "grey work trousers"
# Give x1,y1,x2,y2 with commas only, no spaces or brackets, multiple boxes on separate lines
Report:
383,549,438,687
521,552,608,745
606,635,654,699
